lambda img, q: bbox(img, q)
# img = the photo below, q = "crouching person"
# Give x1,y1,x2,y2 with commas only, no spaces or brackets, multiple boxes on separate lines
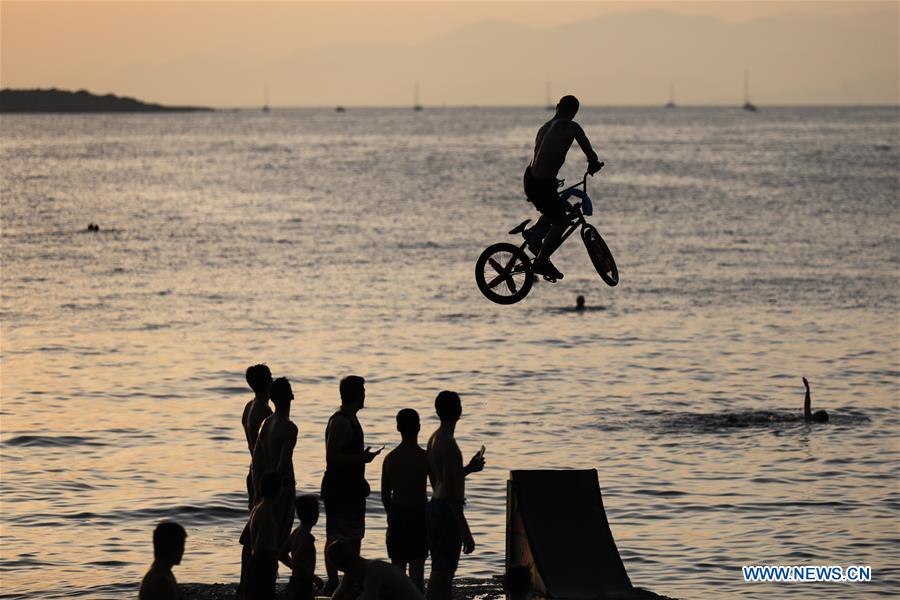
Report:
328,540,424,600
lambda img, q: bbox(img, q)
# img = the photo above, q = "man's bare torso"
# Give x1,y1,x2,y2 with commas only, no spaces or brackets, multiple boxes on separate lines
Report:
242,399,272,454
426,429,464,504
530,118,580,179
249,501,278,558
383,444,428,506
253,414,297,482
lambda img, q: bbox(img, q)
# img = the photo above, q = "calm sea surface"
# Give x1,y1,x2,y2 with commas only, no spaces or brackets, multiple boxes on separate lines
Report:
1,107,898,599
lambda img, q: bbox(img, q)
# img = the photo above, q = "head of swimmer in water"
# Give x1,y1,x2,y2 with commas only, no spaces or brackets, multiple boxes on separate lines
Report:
576,295,586,310
802,377,828,423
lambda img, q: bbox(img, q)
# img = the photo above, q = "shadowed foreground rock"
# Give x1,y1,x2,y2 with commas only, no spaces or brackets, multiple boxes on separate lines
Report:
179,578,680,599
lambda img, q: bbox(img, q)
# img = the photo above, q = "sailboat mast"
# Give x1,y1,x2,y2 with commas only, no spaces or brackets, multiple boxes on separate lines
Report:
413,81,423,110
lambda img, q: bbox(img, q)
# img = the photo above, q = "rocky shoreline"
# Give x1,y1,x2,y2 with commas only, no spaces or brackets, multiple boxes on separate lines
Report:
180,577,505,599
179,578,679,599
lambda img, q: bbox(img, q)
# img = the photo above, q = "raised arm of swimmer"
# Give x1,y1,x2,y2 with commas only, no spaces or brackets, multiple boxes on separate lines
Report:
802,376,829,423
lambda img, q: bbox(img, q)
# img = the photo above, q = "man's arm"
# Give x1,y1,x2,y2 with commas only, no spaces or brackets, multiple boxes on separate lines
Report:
278,535,293,569
250,422,268,497
571,122,601,171
241,403,253,453
463,449,485,477
327,418,378,467
440,441,475,553
380,455,392,514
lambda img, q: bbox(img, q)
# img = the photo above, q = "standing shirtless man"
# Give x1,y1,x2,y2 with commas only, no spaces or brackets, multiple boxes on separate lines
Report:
322,375,381,594
425,391,485,600
252,377,298,552
242,364,273,509
381,408,429,591
524,95,604,280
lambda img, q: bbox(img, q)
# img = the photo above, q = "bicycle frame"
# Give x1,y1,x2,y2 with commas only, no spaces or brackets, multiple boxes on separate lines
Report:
515,171,593,254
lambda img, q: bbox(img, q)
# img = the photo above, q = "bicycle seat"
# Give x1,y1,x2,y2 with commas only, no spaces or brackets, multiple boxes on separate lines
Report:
508,219,531,235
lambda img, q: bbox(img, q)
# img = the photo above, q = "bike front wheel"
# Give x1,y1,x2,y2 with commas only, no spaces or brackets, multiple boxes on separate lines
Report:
475,243,534,304
581,225,619,286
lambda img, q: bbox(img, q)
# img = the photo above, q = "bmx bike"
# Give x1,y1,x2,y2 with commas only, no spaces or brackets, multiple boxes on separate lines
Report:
475,170,618,305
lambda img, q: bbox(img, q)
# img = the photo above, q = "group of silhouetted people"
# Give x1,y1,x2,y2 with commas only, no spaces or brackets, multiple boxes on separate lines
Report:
142,364,496,600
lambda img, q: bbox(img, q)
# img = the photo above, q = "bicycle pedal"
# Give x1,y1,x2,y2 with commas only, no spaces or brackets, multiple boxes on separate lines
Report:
541,275,558,283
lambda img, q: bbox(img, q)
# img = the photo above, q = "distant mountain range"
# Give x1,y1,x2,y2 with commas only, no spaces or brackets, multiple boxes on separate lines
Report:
102,8,897,107
0,88,213,113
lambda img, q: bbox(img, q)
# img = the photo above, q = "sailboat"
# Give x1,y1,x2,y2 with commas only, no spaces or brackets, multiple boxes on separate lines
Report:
545,81,554,111
262,86,270,113
665,83,677,108
742,70,757,112
413,82,423,111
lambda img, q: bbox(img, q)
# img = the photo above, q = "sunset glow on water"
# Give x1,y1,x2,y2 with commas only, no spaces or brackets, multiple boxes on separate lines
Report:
1,107,898,599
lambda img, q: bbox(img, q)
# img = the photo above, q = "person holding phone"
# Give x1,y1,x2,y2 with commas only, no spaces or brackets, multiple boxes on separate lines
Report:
321,375,381,594
425,391,486,600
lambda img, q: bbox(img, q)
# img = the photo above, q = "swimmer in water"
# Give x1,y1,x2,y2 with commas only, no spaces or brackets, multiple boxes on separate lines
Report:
802,377,828,423
575,295,585,311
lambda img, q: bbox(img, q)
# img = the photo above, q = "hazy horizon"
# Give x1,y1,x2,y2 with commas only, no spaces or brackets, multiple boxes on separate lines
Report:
2,1,898,107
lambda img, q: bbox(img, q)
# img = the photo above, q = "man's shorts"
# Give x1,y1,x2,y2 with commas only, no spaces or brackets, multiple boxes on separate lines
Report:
386,504,428,562
524,167,567,222
324,495,366,543
247,554,278,600
427,498,461,573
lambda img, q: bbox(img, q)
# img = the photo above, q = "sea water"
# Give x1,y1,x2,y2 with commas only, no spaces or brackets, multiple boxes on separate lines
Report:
1,107,898,599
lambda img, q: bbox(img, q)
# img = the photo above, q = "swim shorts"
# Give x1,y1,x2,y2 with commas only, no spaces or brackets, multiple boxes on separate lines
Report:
524,166,567,222
387,503,429,562
324,495,366,543
427,498,462,573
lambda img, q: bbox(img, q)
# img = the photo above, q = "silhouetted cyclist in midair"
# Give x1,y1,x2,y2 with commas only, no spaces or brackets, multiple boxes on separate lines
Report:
524,95,603,280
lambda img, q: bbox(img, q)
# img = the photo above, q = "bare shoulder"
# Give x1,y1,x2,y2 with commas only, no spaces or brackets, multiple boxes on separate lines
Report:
241,401,253,425
566,120,585,135
330,414,351,434
139,569,177,600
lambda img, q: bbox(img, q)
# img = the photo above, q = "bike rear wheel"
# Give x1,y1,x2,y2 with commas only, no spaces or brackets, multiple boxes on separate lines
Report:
475,243,534,304
581,225,619,286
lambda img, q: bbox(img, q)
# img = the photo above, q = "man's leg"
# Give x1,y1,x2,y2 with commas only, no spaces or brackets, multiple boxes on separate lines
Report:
426,569,453,600
238,543,251,599
324,535,339,593
533,221,566,278
410,559,426,593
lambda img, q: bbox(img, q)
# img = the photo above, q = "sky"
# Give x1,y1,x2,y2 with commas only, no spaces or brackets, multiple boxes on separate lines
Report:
1,1,897,106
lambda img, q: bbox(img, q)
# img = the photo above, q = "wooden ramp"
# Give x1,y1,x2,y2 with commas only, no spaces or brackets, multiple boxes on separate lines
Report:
507,469,638,599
